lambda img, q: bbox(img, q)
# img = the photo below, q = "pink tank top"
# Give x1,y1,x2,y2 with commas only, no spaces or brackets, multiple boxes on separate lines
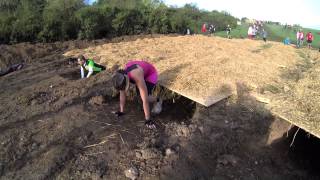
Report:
125,60,158,84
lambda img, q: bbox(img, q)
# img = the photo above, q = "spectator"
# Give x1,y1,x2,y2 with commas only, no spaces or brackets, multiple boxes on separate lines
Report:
186,28,190,35
226,24,231,39
201,23,207,33
209,24,215,36
262,29,267,43
296,29,304,48
248,25,253,39
284,37,291,45
306,32,314,49
252,25,257,39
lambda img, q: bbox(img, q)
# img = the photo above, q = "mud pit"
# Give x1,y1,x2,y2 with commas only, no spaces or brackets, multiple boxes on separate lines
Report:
1,40,320,179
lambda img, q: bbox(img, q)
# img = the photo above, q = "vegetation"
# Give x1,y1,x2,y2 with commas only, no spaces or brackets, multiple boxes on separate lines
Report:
215,22,320,48
0,0,238,44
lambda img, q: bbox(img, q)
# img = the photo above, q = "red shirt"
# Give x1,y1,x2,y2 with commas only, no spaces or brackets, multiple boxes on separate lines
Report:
306,33,314,41
201,24,207,33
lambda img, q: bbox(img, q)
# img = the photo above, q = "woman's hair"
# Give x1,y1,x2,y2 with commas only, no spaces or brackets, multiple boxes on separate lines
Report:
112,69,127,90
117,69,126,74
78,55,86,61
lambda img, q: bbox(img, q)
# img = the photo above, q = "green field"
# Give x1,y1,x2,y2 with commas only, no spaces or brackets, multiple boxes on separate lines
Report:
215,23,320,48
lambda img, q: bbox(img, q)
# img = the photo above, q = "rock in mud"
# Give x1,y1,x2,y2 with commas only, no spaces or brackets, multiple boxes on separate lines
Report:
217,154,240,166
137,148,159,159
165,148,175,156
30,99,38,105
124,166,139,180
176,125,190,137
89,95,105,105
135,151,143,159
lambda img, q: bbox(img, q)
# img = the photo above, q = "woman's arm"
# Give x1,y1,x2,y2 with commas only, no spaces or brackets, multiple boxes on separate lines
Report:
134,72,151,120
86,66,94,78
80,66,85,79
120,90,126,113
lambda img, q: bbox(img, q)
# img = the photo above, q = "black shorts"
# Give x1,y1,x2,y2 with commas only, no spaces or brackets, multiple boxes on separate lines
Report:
307,40,312,43
136,81,156,96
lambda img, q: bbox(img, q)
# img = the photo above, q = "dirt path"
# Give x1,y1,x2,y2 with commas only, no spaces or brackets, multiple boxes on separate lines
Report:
0,39,320,180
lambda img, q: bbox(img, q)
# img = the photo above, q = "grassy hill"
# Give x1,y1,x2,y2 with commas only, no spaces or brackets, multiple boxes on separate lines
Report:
215,23,320,48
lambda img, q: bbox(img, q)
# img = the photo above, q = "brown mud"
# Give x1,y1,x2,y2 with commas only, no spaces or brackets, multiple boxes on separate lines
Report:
0,38,320,180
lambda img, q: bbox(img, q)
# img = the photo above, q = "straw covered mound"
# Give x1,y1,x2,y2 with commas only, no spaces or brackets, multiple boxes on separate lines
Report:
64,35,303,106
269,50,320,138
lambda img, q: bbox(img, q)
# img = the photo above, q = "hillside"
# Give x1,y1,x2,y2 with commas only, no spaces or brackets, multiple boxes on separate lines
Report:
216,23,320,48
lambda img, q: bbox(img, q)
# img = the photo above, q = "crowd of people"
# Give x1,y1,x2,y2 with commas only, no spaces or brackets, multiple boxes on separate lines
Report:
201,23,216,35
197,20,317,49
200,23,232,38
247,21,268,42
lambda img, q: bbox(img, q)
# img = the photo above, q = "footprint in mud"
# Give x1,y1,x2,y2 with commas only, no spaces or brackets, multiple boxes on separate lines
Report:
59,70,80,80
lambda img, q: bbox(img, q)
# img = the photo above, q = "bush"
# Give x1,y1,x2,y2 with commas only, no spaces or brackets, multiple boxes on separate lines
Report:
5,0,45,43
0,14,15,44
0,0,239,44
38,0,83,42
148,4,170,34
112,8,146,36
77,6,114,39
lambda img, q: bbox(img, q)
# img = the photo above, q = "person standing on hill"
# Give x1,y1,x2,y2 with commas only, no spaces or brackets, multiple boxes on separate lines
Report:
262,29,267,42
248,25,253,39
296,30,300,47
226,24,232,39
209,24,216,36
186,28,191,35
201,23,207,33
252,25,257,39
77,55,106,79
112,60,162,129
306,32,314,49
299,30,304,47
296,29,304,48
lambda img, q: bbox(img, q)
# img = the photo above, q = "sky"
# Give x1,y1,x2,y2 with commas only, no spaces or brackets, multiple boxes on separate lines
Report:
164,0,320,29
86,0,320,29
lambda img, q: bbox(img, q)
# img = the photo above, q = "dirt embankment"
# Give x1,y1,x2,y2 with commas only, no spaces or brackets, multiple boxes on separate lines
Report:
0,37,320,180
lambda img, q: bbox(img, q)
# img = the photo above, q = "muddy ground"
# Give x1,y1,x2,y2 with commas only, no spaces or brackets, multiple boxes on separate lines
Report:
1,39,320,180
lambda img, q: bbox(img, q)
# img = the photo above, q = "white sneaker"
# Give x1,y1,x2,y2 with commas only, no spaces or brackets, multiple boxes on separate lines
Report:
151,99,163,114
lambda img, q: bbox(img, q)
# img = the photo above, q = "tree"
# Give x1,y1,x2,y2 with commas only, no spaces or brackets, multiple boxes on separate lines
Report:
0,0,239,44
0,0,21,13
77,6,114,39
10,0,45,43
38,0,83,42
112,8,146,36
148,4,170,33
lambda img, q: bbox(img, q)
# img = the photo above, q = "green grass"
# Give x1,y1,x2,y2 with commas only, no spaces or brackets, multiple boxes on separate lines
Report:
215,23,320,48
215,23,249,39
